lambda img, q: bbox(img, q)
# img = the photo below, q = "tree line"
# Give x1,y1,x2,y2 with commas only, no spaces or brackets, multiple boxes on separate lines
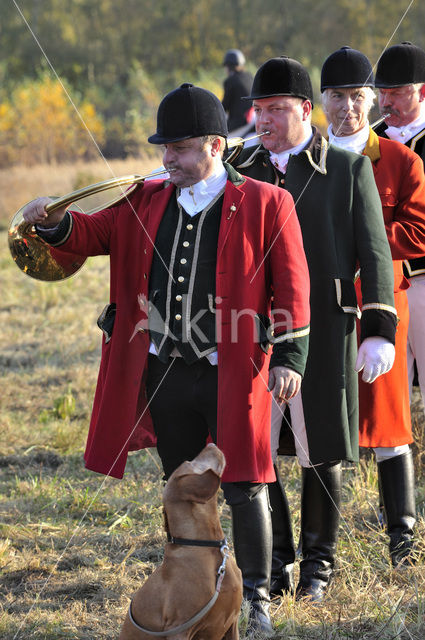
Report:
1,0,424,164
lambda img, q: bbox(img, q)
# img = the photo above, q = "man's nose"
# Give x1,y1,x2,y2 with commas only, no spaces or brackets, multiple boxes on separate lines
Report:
380,93,391,107
257,110,270,124
163,147,175,164
342,96,354,110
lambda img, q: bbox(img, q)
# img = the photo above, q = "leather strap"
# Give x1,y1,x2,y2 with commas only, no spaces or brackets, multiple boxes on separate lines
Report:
167,535,226,547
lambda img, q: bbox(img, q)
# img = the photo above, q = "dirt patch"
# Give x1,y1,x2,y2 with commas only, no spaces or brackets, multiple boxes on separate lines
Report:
45,580,121,603
0,568,51,596
57,555,96,571
0,450,63,469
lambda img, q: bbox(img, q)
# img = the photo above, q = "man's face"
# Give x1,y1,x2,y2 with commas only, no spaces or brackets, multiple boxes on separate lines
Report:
162,137,218,188
323,87,370,136
378,85,425,127
253,96,311,153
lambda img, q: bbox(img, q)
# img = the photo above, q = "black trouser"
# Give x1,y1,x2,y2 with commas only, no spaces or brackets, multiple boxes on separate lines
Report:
146,354,265,500
146,354,218,478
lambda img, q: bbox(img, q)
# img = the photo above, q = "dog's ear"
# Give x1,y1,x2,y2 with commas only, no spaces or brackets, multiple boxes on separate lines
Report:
168,445,226,503
182,468,221,503
172,444,226,480
189,444,226,478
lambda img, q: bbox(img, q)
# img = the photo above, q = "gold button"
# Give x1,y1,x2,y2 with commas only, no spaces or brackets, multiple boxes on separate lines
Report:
176,295,182,301
178,276,184,283
187,224,193,230
175,314,182,321
280,179,285,184
230,204,236,211
183,241,189,247
180,258,187,264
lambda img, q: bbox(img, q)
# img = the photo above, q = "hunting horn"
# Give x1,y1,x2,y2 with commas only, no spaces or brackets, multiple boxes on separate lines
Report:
8,131,268,282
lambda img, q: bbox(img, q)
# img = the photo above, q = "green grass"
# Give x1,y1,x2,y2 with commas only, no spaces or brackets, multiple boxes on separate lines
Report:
1,162,425,639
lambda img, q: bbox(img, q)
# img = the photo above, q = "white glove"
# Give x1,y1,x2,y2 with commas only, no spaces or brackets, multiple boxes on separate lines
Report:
355,336,395,384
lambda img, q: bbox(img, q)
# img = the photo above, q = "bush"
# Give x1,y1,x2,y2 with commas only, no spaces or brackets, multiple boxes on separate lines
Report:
0,74,105,167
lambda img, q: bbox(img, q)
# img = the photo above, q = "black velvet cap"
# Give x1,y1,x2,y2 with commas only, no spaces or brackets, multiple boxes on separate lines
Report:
243,56,313,102
148,83,228,144
321,46,374,91
375,42,425,88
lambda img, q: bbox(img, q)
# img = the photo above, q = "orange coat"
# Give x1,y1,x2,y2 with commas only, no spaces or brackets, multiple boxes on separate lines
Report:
358,130,425,447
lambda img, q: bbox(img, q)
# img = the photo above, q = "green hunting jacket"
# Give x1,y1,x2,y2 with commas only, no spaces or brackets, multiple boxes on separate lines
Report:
230,129,396,463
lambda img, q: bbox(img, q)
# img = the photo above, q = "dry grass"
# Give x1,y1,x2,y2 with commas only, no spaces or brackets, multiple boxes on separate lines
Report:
1,162,424,639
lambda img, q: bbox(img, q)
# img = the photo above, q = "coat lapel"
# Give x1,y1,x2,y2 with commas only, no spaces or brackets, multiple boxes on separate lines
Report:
217,179,245,259
143,182,176,268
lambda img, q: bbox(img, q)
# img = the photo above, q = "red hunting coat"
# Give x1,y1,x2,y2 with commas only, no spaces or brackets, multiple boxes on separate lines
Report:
57,169,310,481
357,130,425,447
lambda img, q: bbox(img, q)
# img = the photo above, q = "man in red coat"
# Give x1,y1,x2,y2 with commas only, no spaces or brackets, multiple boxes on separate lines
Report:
23,83,310,633
321,47,425,566
374,42,425,425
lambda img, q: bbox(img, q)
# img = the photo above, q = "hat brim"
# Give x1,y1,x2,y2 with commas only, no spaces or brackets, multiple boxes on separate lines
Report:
374,81,413,88
321,82,375,90
148,131,228,145
242,92,312,101
148,133,194,145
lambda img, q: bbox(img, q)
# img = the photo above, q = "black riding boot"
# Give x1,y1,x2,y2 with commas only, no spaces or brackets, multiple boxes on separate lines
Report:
268,465,295,596
378,450,416,567
230,485,274,635
296,461,341,602
377,474,386,528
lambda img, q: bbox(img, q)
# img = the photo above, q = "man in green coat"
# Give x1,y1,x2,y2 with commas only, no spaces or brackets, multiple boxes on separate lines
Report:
229,56,397,601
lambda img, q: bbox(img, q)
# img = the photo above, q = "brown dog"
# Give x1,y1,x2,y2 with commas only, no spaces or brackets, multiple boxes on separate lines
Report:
119,443,242,640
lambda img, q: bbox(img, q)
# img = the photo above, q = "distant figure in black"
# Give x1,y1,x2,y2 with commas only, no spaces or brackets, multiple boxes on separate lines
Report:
222,49,254,134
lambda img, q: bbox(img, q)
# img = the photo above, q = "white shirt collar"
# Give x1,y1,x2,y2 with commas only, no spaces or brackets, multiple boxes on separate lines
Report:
385,102,425,143
268,129,313,173
177,157,227,216
327,122,370,155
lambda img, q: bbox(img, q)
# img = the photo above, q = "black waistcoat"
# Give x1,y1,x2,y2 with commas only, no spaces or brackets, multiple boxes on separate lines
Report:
149,190,224,364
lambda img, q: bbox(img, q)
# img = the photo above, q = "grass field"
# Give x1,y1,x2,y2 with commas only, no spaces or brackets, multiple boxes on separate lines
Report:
1,161,424,639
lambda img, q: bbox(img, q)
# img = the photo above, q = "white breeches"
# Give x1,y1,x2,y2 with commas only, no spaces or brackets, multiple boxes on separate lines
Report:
406,274,425,409
373,444,411,462
270,392,312,468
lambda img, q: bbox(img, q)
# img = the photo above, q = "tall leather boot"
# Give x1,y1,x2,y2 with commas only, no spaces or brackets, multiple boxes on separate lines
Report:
377,450,416,567
377,474,386,528
268,465,295,596
230,485,274,635
296,461,341,602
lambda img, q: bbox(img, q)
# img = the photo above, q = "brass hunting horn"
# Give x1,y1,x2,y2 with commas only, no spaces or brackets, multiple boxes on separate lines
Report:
8,131,267,282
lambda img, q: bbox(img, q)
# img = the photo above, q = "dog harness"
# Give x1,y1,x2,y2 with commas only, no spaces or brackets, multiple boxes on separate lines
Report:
127,537,230,636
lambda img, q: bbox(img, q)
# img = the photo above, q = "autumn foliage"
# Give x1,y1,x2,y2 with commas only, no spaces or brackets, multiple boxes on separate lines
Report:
0,75,104,167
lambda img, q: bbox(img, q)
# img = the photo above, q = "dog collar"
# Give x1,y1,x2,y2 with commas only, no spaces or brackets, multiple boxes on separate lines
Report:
167,534,227,547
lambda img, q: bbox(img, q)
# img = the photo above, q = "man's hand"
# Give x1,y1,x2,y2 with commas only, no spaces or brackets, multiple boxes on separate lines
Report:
355,336,395,383
23,197,67,228
268,366,302,404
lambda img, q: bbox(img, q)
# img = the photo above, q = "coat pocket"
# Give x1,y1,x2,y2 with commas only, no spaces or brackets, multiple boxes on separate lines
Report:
334,279,361,318
97,303,116,343
379,189,399,224
379,189,398,208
